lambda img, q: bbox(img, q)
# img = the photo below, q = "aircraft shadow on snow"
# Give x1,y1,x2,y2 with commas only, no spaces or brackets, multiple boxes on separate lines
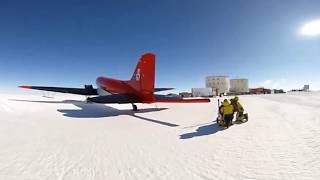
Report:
10,99,179,127
179,122,223,139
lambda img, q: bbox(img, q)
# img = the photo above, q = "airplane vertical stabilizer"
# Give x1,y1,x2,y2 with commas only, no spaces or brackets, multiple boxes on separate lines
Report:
130,53,155,102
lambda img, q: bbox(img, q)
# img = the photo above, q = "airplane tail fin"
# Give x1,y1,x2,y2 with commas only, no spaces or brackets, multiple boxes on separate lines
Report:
130,53,155,102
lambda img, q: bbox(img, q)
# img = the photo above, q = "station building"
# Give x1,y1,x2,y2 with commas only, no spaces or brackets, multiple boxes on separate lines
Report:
191,88,213,97
229,79,249,93
206,76,230,95
205,76,249,95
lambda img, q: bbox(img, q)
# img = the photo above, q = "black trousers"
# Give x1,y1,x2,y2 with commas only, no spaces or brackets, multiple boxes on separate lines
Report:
224,114,234,127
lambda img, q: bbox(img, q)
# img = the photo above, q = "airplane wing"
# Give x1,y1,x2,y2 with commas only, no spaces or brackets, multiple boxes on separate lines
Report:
154,94,210,103
19,85,98,95
20,86,171,94
154,88,174,92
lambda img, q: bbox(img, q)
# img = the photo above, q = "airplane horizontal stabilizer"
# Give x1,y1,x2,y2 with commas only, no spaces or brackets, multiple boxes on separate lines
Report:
154,88,174,92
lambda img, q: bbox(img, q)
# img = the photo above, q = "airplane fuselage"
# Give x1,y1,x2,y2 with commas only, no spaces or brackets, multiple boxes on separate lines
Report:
96,77,131,94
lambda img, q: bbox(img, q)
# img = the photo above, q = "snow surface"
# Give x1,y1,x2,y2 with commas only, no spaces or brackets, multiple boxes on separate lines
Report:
0,92,320,180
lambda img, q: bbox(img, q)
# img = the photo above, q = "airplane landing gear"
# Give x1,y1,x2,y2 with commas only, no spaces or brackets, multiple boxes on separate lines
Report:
132,104,138,111
85,97,93,103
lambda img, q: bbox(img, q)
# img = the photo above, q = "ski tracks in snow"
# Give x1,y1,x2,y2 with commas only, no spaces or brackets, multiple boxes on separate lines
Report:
0,99,14,113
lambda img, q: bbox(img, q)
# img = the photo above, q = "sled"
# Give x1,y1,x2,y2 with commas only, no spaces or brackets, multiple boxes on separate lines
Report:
233,113,249,124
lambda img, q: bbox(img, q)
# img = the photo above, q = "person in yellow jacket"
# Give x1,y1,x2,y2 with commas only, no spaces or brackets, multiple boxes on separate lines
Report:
230,96,248,123
218,99,234,128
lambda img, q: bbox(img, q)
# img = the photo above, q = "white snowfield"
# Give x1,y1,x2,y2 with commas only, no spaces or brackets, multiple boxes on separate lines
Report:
0,92,320,180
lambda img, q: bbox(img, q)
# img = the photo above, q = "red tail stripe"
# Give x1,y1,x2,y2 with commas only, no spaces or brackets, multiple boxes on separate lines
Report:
156,98,210,103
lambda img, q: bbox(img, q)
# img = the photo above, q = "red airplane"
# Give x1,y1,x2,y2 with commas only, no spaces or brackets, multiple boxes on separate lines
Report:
20,53,210,111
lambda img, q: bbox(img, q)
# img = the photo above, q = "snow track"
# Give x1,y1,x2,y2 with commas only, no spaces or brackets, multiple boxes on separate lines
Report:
0,93,319,180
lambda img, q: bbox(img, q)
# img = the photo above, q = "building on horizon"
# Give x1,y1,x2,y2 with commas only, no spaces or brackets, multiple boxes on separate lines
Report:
250,87,271,94
303,85,310,91
206,76,250,95
191,88,213,97
179,92,192,98
229,79,249,93
206,76,230,95
290,85,310,92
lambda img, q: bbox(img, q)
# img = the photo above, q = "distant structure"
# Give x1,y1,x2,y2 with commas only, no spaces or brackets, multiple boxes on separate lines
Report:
303,85,310,91
272,89,285,94
229,79,249,93
206,76,230,95
291,85,310,92
250,87,271,94
206,76,249,95
191,88,213,97
179,92,192,98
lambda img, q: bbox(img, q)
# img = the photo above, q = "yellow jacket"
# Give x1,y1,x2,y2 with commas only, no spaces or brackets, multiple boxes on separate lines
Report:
236,101,244,112
220,104,234,115
231,99,244,112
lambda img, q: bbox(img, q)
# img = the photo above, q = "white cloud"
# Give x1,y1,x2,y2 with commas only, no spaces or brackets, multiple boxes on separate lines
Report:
259,78,287,89
261,80,273,87
258,79,320,91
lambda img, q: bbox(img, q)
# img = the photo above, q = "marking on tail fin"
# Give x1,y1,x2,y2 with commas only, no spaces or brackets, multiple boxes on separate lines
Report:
135,68,141,81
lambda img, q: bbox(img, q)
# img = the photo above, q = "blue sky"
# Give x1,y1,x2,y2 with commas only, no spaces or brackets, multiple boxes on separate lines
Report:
0,0,320,93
